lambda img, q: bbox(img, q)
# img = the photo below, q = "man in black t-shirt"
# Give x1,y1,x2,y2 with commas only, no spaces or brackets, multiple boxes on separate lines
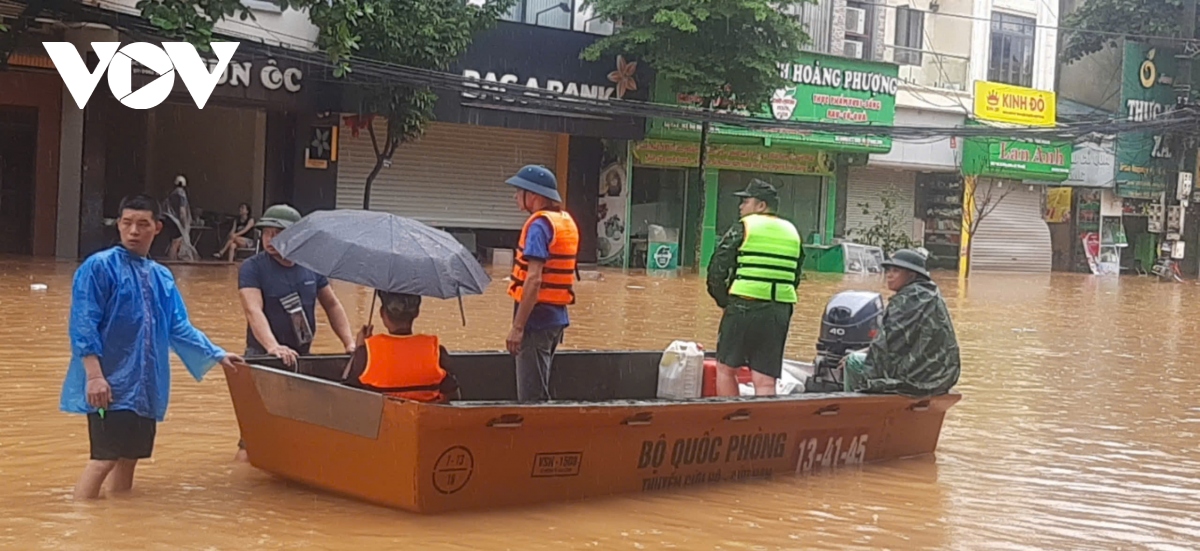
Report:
237,204,356,361
235,204,355,461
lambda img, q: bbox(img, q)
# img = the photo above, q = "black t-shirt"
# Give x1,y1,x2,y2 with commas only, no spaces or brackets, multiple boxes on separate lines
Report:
238,252,329,354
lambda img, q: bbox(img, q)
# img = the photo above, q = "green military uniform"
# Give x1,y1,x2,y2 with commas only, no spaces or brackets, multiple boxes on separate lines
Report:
706,180,805,379
845,249,961,396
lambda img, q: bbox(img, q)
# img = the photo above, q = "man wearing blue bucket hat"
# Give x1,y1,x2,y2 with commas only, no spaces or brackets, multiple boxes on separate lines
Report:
504,165,580,402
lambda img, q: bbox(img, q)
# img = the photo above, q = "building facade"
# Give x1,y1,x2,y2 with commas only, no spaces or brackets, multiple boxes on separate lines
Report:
330,21,648,265
827,0,1063,273
0,0,326,259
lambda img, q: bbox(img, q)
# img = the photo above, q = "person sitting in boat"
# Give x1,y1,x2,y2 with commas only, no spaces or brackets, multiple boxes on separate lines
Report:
341,291,460,403
842,249,960,397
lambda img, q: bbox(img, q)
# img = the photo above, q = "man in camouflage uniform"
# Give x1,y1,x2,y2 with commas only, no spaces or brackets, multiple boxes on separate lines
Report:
706,180,805,396
844,249,961,396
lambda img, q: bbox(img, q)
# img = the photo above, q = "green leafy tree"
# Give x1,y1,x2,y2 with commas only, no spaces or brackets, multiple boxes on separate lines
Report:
579,0,813,268
849,184,917,256
1061,0,1188,63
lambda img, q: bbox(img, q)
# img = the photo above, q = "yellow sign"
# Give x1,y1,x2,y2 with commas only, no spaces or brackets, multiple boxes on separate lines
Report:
973,81,1057,127
1045,187,1072,223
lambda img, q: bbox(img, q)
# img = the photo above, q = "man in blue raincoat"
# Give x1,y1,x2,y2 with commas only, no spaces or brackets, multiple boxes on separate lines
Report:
61,194,242,500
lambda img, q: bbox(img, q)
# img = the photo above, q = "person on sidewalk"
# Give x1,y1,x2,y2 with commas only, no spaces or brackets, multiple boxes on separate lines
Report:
842,249,961,397
235,203,355,461
504,165,580,402
61,194,242,500
706,180,804,397
214,202,256,262
341,291,460,403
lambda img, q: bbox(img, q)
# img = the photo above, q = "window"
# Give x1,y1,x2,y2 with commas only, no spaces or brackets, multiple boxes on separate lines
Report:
988,12,1036,87
894,7,924,66
502,0,575,30
845,1,873,60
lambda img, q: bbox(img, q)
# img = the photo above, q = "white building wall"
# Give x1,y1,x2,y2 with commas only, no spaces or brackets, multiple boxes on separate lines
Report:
81,0,319,51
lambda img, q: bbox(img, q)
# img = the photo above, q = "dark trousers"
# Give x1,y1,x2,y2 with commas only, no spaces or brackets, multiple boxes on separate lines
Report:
515,326,565,402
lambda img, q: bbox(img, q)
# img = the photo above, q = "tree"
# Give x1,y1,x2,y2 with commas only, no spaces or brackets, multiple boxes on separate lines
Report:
578,0,813,268
282,0,514,209
6,0,512,209
961,177,1015,277
850,184,917,256
1061,0,1187,63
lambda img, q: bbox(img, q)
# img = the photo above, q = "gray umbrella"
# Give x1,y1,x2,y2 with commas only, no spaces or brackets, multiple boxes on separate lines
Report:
272,209,492,302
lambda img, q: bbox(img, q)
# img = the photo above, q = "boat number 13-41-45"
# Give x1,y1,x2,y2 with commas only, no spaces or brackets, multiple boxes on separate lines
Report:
795,434,868,474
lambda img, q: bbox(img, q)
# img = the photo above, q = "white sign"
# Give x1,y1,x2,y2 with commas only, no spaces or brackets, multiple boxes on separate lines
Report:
462,69,620,101
43,41,240,110
211,59,302,93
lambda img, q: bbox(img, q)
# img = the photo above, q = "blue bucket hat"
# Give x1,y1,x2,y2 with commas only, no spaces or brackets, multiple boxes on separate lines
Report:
506,165,562,203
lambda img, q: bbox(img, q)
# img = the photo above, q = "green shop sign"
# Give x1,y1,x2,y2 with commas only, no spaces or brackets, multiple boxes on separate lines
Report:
647,52,899,154
633,140,835,175
961,137,1072,181
1116,42,1178,199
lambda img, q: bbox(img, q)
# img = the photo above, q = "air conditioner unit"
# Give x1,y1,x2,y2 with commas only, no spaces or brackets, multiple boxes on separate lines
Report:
845,39,865,59
845,6,867,35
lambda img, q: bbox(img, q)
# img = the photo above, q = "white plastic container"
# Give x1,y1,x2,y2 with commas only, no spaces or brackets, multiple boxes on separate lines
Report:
656,341,705,399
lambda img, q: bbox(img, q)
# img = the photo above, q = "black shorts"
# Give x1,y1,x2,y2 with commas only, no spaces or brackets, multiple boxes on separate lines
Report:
715,301,794,379
88,410,157,461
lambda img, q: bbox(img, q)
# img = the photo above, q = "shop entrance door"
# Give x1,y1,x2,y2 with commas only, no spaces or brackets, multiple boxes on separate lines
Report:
630,167,690,269
0,107,37,255
716,171,823,242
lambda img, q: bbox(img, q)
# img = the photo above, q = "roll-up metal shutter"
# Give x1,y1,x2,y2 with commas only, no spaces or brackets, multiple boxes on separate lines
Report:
336,119,558,229
969,179,1052,273
845,167,917,241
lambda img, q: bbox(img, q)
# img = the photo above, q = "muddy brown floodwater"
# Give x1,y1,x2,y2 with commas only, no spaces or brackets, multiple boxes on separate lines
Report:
2,257,1200,550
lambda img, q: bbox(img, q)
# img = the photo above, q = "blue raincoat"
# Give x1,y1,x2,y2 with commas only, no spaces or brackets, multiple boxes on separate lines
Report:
60,246,227,422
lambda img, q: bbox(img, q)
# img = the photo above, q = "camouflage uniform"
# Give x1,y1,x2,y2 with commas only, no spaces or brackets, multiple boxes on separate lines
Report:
706,220,805,378
846,278,961,396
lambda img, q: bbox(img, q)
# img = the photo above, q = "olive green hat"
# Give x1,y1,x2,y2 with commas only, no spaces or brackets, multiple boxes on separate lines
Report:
256,204,301,230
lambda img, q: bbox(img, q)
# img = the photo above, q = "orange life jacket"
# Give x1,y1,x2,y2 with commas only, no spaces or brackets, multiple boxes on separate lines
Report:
360,333,449,403
508,210,580,306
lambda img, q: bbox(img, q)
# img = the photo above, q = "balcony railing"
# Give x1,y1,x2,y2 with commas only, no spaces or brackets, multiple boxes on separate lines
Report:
885,45,971,93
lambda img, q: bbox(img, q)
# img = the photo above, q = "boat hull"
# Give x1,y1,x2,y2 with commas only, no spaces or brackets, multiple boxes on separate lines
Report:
225,355,960,514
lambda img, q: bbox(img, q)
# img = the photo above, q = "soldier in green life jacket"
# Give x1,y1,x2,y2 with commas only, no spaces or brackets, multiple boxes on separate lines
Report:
706,180,805,397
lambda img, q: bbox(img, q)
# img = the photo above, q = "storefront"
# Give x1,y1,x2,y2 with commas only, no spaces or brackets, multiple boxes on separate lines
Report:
0,47,62,257
848,109,965,258
1051,137,1118,273
332,21,650,261
960,136,1073,273
627,52,898,272
1114,41,1182,276
74,39,333,259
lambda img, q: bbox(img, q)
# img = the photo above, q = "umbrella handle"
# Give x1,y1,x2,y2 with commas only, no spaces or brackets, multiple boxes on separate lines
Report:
458,292,467,327
368,290,377,327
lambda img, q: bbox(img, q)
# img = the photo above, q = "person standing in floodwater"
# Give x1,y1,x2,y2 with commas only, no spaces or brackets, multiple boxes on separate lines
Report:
235,203,355,461
504,165,580,402
60,194,242,500
707,180,804,397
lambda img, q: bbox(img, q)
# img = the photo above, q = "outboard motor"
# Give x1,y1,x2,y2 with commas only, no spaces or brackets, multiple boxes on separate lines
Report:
805,291,884,393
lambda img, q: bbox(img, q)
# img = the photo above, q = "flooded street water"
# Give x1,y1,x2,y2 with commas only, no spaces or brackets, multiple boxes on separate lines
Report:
3,257,1200,550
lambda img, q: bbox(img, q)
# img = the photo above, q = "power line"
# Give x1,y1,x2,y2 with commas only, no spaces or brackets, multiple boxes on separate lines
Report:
57,3,1200,144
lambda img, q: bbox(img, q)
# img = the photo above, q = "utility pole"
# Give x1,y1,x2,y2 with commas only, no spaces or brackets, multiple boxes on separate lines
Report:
1163,0,1199,279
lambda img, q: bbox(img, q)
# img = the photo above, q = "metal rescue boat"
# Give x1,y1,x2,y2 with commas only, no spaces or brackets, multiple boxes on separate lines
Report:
224,351,960,514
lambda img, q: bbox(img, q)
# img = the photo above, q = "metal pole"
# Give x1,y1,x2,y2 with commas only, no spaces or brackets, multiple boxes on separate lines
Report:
1172,0,1197,278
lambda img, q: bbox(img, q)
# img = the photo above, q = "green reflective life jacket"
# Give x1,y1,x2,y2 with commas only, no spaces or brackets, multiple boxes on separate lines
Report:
729,213,802,303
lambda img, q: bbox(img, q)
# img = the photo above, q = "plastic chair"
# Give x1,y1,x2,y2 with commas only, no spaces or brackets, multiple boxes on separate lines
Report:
234,229,261,260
